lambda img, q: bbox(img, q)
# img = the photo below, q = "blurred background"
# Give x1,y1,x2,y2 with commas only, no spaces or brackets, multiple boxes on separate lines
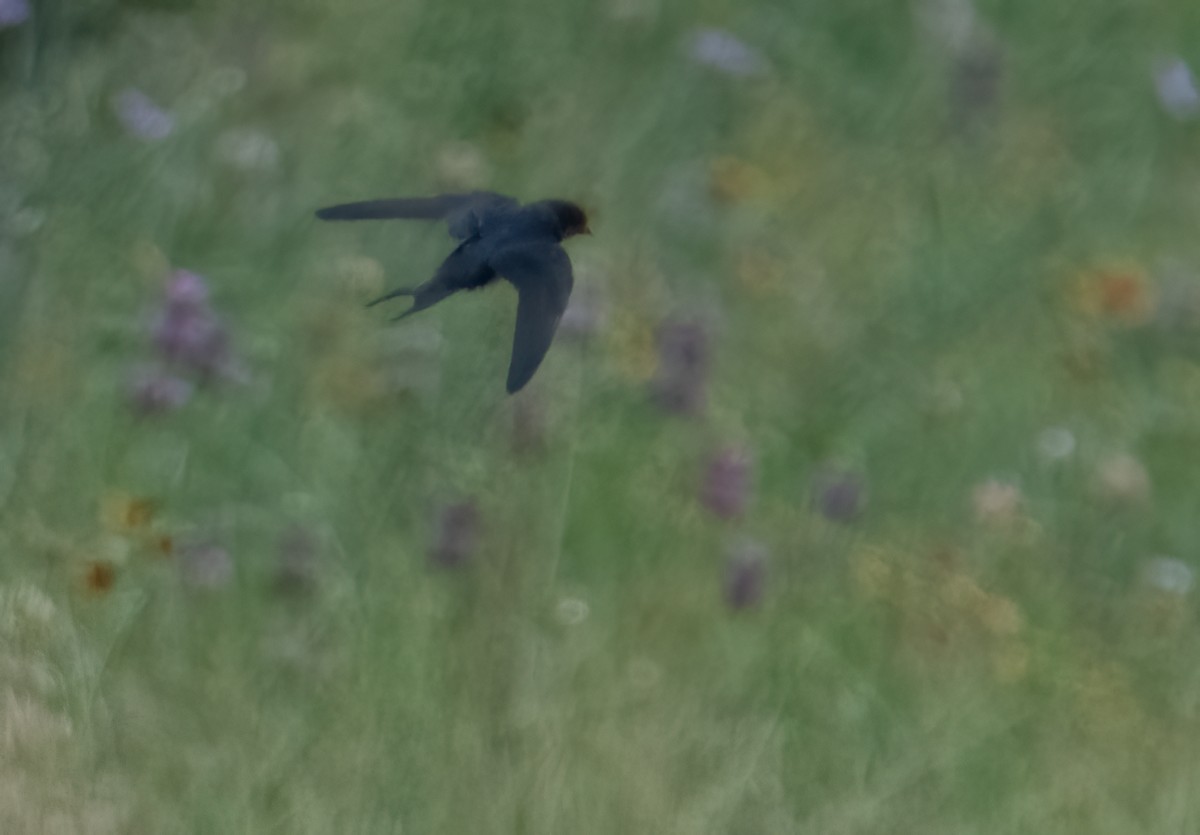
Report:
3,0,1200,831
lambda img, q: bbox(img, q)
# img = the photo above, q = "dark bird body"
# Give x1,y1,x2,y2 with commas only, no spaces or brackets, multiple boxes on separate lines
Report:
315,191,589,394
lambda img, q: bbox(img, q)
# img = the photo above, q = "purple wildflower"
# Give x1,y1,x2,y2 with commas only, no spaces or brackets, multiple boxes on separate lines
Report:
1155,57,1200,121
179,541,234,590
812,469,867,522
650,317,711,416
112,88,175,142
688,28,767,78
151,270,238,380
164,269,211,309
429,501,480,570
723,538,768,610
949,37,1003,133
701,446,752,520
122,269,244,411
153,308,229,370
0,0,30,29
125,366,193,416
274,525,320,595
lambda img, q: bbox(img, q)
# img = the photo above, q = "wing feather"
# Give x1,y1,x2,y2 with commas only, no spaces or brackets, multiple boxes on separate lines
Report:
315,192,518,240
491,244,574,393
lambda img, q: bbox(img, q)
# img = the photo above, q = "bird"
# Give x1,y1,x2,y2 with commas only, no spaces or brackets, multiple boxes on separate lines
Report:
315,191,590,394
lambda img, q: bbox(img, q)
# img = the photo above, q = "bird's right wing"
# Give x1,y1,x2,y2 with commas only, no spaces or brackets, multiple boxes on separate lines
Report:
491,243,575,394
314,191,518,239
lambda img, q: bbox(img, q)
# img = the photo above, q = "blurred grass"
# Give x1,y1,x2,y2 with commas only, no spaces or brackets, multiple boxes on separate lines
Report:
4,0,1200,831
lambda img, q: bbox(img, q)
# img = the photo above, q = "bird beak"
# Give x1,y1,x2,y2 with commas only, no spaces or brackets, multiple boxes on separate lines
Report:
583,225,592,236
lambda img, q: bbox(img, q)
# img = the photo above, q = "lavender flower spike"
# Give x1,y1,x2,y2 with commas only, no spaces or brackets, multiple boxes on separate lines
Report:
724,537,768,610
701,446,753,520
688,28,768,78
0,0,30,30
112,88,176,142
651,317,711,416
812,469,867,523
429,501,481,569
151,270,236,379
125,365,193,416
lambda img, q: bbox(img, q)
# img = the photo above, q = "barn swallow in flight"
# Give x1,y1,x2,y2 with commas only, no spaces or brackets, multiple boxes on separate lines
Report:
315,191,589,394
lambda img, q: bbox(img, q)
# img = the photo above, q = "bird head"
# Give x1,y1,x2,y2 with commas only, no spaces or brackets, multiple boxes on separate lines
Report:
546,200,592,239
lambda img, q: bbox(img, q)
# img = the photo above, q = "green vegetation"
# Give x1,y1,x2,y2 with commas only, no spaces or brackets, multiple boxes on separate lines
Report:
3,0,1200,831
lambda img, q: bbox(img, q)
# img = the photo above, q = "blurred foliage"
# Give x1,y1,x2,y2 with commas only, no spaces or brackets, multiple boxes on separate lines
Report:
4,0,1200,831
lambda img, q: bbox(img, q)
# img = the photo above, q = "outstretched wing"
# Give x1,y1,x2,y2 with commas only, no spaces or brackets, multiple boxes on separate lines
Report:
314,192,518,240
491,244,575,394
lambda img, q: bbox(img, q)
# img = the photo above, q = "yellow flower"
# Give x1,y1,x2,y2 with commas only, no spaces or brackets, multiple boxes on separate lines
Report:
99,491,156,534
97,491,179,562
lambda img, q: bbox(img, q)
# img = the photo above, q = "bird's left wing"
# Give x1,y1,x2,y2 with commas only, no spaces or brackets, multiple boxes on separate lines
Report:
491,243,575,394
315,192,518,240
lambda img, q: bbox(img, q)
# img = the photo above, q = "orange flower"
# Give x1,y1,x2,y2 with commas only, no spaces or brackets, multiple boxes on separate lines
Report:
99,491,156,533
1071,262,1156,325
1099,272,1144,314
83,561,116,594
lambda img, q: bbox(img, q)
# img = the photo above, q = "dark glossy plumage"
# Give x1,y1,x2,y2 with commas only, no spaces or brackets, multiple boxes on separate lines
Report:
315,191,588,393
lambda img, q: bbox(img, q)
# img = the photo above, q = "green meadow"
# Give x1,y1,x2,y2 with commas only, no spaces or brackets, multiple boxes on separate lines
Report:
3,0,1200,831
